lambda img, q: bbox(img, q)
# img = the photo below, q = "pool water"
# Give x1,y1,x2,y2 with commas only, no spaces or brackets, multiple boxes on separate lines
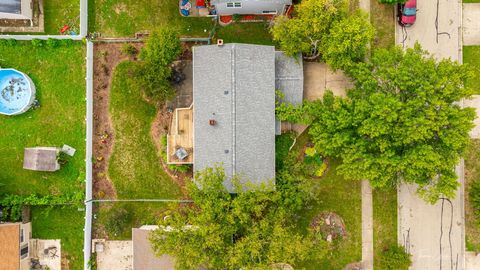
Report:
0,69,35,116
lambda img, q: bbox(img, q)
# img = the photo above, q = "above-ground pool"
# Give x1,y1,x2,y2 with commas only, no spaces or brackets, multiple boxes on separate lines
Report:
0,68,36,116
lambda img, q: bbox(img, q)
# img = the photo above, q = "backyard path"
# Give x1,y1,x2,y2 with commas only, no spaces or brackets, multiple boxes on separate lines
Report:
395,0,465,269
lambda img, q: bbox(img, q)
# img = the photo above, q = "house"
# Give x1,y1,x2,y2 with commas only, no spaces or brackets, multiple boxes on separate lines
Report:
0,0,33,20
0,222,32,270
211,0,292,16
167,43,303,192
132,226,175,270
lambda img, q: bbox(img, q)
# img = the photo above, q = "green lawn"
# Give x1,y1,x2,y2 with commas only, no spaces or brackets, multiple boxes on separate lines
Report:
90,0,214,37
108,61,181,199
464,0,480,3
464,46,480,94
31,206,84,270
95,201,175,239
371,1,395,49
0,41,86,196
214,22,274,45
284,131,362,269
44,0,80,34
465,139,480,252
373,188,398,269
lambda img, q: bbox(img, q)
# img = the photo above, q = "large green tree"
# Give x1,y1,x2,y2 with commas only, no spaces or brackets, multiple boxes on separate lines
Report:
270,0,373,70
277,45,475,202
271,0,347,59
150,167,325,270
137,27,182,102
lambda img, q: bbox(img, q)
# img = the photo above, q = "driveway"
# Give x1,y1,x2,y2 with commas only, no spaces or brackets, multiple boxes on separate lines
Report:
395,0,461,61
463,4,480,46
395,1,465,270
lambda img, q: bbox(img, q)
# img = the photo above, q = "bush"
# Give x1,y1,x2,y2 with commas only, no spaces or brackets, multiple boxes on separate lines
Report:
104,207,131,237
470,179,480,223
61,39,74,46
378,244,411,270
0,39,17,47
31,39,44,47
46,38,60,48
275,133,295,171
378,0,406,3
121,43,138,56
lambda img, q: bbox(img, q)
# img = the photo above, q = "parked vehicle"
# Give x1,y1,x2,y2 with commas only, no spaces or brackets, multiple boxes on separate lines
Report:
398,0,417,27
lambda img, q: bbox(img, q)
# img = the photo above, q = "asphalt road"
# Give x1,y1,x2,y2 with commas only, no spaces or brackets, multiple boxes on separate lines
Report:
395,1,465,270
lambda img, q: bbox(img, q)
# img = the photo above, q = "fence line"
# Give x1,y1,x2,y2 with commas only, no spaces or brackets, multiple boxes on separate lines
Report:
90,199,193,203
83,40,94,270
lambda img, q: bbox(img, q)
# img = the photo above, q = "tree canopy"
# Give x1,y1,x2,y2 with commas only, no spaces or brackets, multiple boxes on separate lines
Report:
277,45,475,202
270,0,374,70
137,27,182,102
150,167,325,270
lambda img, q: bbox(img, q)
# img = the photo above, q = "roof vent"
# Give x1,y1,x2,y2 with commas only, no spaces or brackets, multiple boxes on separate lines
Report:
209,119,216,126
217,39,224,46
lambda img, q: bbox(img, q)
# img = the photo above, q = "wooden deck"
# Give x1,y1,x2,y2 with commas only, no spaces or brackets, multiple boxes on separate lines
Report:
167,106,193,164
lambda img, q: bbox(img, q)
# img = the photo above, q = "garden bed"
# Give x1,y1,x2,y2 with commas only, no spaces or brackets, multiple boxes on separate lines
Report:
465,139,480,251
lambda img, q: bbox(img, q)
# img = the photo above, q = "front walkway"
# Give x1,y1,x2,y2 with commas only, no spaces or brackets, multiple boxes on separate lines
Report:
463,4,480,46
395,1,465,269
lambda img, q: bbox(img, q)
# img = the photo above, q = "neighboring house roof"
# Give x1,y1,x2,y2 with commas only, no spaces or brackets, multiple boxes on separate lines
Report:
132,227,174,270
193,43,276,192
23,147,60,172
211,0,292,15
0,223,20,270
274,52,304,135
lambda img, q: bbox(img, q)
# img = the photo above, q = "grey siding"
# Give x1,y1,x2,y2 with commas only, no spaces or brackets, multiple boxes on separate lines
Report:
211,0,291,15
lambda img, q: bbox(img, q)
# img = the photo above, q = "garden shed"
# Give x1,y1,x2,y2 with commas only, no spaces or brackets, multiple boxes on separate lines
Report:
23,147,60,172
0,0,33,20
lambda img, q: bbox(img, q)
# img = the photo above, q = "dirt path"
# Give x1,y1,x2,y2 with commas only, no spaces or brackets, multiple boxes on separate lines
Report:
92,42,142,200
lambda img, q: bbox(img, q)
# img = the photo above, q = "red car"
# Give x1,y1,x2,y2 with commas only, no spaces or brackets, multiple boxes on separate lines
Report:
398,0,417,27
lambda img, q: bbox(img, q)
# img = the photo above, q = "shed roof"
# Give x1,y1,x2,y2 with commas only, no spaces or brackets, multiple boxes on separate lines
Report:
23,147,60,172
0,223,20,270
193,44,276,192
211,0,291,15
132,228,174,270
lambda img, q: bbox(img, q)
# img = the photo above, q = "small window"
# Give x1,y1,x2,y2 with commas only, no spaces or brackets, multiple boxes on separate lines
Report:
20,245,28,259
262,10,276,14
20,228,24,243
226,2,241,8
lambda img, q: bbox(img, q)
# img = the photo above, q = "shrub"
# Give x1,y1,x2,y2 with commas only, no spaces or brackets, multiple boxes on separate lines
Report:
378,0,406,3
275,133,295,171
470,179,480,223
46,38,60,48
61,39,74,46
378,244,411,270
0,39,17,47
121,43,138,56
31,39,44,47
104,207,131,237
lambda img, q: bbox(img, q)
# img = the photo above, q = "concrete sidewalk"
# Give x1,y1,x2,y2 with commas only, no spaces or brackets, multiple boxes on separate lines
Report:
395,0,465,269
463,4,480,46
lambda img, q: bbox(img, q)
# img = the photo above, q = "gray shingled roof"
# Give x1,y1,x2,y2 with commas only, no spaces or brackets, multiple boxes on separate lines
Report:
193,44,276,192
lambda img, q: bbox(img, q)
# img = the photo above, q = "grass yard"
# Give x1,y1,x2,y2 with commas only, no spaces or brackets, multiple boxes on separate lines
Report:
0,41,86,196
465,139,480,252
90,0,214,37
44,0,80,34
464,46,480,94
31,206,84,270
108,61,182,199
214,22,274,45
95,201,177,239
282,132,362,269
373,188,398,269
371,1,395,49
